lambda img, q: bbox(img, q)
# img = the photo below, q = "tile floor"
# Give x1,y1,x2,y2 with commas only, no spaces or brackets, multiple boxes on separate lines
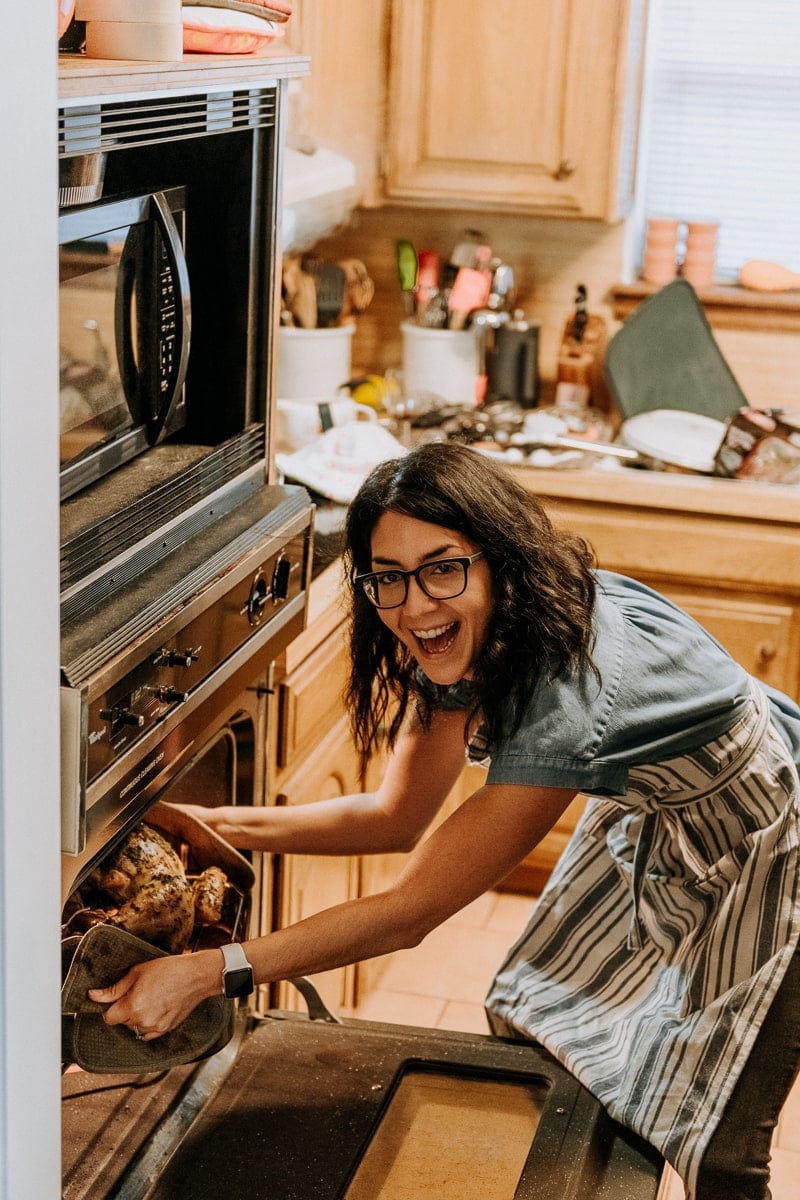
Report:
346,889,800,1200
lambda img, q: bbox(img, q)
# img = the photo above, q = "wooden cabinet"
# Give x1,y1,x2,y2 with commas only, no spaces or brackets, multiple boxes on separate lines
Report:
288,0,647,219
658,589,797,697
269,608,362,1013
384,0,647,218
271,711,362,1013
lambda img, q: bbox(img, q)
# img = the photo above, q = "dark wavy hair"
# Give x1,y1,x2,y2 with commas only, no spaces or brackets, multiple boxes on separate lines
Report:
343,441,597,766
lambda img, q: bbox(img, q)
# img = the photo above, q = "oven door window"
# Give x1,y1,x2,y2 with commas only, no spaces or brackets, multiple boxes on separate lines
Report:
345,1067,546,1200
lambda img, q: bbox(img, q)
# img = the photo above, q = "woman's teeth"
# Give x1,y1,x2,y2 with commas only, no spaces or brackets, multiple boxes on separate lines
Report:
414,622,457,655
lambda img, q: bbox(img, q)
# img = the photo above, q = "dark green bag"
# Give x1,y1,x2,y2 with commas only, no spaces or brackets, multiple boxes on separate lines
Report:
604,279,748,423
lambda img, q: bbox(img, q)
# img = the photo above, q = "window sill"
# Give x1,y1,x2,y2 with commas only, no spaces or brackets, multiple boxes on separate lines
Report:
611,281,800,333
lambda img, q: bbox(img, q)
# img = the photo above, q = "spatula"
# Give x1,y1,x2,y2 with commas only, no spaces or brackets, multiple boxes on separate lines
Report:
301,256,346,328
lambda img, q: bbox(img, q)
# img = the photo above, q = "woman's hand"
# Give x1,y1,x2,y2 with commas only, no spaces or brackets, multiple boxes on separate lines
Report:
88,948,221,1041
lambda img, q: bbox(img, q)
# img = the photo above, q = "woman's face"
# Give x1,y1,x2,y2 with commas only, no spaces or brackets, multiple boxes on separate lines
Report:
367,512,494,685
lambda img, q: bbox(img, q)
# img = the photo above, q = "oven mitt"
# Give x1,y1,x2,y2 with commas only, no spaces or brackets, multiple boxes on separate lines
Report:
603,278,748,423
62,924,234,1074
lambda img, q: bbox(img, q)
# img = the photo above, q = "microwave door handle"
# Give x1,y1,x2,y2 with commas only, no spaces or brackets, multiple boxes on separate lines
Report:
147,191,192,444
114,231,143,424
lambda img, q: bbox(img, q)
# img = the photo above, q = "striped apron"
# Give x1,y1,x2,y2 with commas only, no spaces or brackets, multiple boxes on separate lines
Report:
485,684,800,1195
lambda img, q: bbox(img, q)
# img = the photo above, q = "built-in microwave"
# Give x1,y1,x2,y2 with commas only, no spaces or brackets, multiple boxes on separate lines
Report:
58,187,190,501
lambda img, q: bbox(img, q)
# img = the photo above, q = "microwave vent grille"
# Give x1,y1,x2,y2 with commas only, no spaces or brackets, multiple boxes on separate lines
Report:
59,88,277,159
60,427,267,599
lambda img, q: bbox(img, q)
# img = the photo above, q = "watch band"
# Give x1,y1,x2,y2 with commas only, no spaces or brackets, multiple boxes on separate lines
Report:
220,941,254,998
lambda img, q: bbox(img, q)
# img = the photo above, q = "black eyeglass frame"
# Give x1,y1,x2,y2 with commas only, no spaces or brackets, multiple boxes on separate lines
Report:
355,552,485,610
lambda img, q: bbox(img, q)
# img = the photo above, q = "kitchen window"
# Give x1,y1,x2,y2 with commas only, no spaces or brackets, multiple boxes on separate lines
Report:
635,0,800,283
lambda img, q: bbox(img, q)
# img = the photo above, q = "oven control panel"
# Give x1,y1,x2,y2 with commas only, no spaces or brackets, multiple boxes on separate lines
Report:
84,536,305,786
60,484,314,857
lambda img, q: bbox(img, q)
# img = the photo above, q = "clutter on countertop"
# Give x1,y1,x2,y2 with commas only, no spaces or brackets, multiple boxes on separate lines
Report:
712,408,800,484
275,421,407,504
281,254,374,331
640,215,719,290
603,278,748,424
554,284,609,414
738,260,800,293
63,0,292,58
396,229,514,332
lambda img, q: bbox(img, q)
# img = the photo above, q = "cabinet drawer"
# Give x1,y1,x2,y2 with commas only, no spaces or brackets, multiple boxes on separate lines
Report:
663,589,798,698
277,626,349,769
272,713,361,1013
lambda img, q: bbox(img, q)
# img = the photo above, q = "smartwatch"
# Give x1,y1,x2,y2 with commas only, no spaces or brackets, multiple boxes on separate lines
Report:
220,942,255,999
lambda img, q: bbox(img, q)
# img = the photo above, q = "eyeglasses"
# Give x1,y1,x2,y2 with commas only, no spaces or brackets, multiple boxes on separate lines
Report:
355,552,485,610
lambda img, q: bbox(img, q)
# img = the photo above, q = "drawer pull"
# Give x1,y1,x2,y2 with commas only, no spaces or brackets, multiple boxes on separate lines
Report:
756,640,777,663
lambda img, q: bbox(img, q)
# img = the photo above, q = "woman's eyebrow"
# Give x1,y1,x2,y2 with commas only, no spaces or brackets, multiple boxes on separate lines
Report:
372,544,459,567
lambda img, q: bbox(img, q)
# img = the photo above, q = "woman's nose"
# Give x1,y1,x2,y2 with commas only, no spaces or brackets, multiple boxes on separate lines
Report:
403,575,437,613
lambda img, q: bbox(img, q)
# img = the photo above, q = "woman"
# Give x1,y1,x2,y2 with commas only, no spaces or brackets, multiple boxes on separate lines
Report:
91,442,800,1199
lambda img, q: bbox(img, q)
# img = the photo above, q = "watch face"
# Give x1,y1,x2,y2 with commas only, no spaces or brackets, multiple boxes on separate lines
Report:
224,966,254,999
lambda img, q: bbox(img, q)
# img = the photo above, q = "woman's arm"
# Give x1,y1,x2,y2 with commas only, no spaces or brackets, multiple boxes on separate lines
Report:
90,772,577,1038
178,707,470,856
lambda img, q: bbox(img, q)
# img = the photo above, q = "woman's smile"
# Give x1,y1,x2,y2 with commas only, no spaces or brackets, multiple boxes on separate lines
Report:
369,512,494,685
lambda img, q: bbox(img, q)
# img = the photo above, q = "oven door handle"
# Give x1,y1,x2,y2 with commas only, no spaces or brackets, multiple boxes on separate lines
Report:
289,977,342,1024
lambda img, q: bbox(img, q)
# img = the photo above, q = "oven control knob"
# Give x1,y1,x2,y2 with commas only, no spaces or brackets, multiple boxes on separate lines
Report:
246,572,271,626
99,707,145,728
272,555,292,601
155,686,189,704
158,647,200,668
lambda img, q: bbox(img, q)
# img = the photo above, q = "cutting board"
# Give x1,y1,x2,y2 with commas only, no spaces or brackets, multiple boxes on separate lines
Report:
603,279,748,423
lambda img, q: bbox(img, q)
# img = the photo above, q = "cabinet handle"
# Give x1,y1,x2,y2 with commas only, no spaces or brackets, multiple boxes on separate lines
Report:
554,158,577,180
756,640,777,664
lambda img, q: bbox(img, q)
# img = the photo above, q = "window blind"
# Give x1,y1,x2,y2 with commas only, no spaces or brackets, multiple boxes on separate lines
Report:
639,0,800,280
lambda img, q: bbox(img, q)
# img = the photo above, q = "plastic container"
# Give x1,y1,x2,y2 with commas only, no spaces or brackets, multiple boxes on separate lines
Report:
400,320,481,408
277,323,355,400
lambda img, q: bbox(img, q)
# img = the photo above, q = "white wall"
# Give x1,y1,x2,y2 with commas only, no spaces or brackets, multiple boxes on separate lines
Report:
0,9,62,1199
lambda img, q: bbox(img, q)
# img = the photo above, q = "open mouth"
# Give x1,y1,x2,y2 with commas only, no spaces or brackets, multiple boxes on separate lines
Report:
413,621,459,657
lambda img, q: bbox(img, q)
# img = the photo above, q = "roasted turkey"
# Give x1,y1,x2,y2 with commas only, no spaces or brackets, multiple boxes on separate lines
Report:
80,823,196,953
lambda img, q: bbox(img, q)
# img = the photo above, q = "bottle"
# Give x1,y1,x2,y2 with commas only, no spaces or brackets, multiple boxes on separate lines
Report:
487,309,540,407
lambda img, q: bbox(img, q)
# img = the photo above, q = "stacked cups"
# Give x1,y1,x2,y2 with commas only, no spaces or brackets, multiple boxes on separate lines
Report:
642,217,719,290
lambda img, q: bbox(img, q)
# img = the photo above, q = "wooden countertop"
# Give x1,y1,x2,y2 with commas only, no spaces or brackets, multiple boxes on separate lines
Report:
514,465,800,526
58,48,310,100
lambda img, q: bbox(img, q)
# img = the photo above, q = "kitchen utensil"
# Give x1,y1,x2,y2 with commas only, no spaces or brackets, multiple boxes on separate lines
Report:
396,238,417,316
620,409,726,473
508,433,640,462
282,254,318,328
603,278,747,423
447,267,492,329
414,248,441,317
488,312,540,407
488,261,516,312
338,258,375,316
450,228,490,268
556,285,610,412
301,256,346,328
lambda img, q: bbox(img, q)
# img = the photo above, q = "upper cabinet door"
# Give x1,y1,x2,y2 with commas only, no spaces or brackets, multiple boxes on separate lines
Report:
384,0,647,219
